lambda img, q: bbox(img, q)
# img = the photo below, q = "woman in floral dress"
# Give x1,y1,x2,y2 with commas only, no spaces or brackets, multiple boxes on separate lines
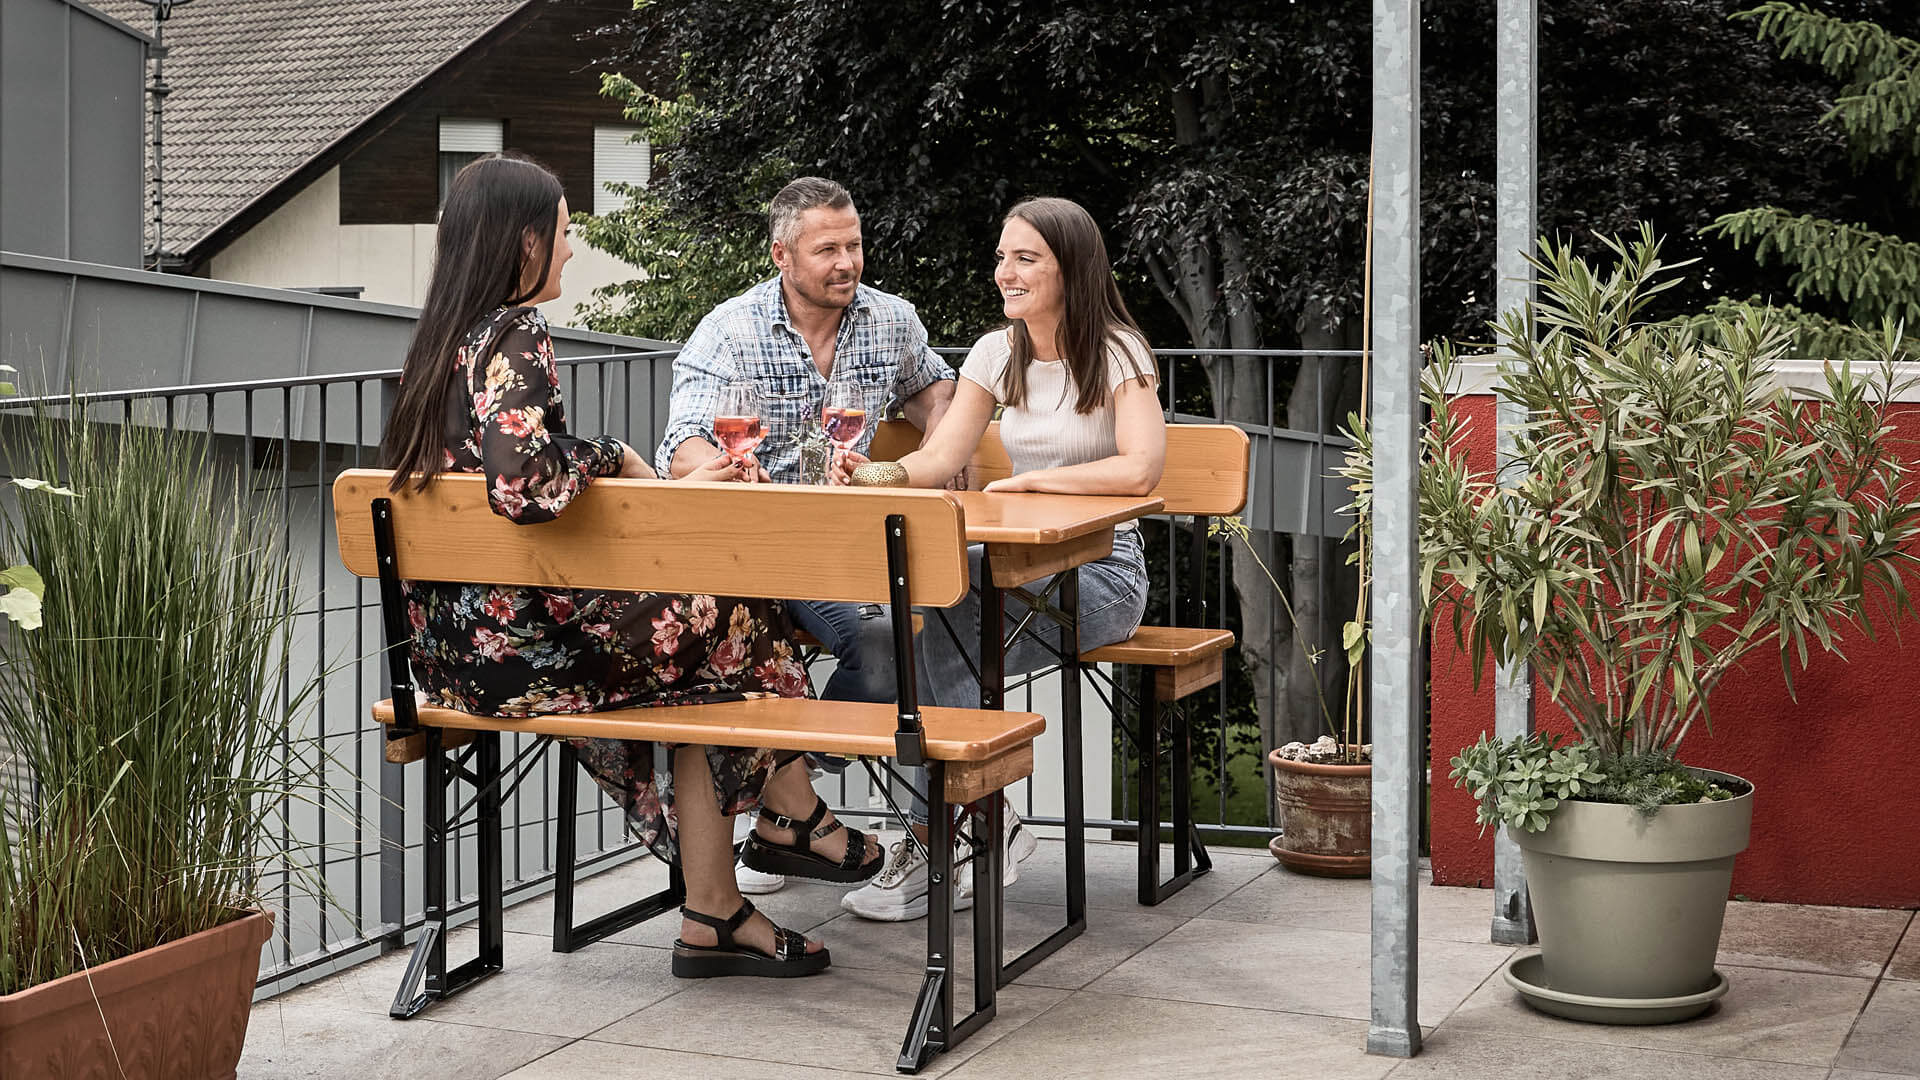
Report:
381,154,879,978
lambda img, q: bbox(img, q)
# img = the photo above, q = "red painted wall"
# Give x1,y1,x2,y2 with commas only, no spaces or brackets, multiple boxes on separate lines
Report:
1428,395,1920,908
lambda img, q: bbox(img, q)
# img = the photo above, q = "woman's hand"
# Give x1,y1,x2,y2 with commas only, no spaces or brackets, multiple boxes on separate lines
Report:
685,448,769,483
828,449,871,486
982,473,1034,493
617,442,656,479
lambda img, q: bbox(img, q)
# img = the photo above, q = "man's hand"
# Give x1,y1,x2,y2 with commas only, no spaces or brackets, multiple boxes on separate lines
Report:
828,449,870,486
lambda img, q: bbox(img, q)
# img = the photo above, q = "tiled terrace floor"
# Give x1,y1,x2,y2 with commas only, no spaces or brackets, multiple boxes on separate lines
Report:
241,839,1920,1079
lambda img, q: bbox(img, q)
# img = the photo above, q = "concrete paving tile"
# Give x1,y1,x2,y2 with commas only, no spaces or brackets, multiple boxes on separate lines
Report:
267,927,483,1016
1198,869,1497,944
1837,979,1920,1075
1441,959,1873,1067
240,1000,568,1080
1715,901,1911,978
938,991,1397,1080
1084,917,1513,1029
1381,1028,1829,1079
1890,916,1920,981
405,931,683,1037
588,963,1069,1077
1004,839,1274,918
1830,1071,1920,1080
500,1041,881,1079
814,899,1186,989
601,881,855,949
501,855,671,937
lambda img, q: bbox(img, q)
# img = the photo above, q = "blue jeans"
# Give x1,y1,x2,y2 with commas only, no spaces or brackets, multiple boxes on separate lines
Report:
904,528,1148,823
790,599,901,705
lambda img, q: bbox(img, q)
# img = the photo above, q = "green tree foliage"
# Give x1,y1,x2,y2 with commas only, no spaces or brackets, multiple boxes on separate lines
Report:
580,0,1920,349
1706,3,1920,358
571,77,782,341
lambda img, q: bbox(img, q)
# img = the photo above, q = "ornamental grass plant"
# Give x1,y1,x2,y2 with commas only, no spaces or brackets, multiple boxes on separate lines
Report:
1343,227,1920,834
0,409,305,994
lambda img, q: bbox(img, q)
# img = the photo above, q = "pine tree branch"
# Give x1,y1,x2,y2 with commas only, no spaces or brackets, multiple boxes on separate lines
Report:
1705,207,1920,325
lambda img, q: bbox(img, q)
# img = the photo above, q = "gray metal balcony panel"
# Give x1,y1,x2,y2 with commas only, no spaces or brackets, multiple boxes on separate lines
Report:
1,251,671,445
0,0,147,268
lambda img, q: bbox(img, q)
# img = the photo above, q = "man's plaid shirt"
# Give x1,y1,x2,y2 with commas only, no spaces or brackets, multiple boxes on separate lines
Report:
655,277,955,484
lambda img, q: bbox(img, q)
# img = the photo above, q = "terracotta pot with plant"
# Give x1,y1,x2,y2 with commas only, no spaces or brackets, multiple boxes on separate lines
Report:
0,410,306,1077
1343,227,1920,1022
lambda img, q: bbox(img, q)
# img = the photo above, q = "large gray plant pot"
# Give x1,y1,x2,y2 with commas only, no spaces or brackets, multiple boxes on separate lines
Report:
1508,769,1753,1021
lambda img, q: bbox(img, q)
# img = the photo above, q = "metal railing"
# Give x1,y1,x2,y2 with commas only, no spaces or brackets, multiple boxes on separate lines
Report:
0,344,1365,996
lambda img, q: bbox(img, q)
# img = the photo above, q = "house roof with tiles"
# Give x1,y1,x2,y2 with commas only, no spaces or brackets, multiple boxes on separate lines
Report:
88,0,540,268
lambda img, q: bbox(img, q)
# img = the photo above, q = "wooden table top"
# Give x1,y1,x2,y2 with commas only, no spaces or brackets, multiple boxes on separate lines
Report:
951,491,1165,545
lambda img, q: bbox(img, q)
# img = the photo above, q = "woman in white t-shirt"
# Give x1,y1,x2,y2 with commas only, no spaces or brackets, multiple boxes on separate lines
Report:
837,196,1166,921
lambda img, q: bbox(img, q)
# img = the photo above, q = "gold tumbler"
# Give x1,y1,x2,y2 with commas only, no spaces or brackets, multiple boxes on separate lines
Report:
848,461,910,487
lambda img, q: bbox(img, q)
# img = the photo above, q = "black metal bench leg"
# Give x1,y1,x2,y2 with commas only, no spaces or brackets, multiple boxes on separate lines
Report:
553,740,579,951
1176,699,1211,881
479,733,505,972
1135,693,1212,906
552,739,685,954
1137,691,1163,906
392,728,504,1017
899,762,954,1074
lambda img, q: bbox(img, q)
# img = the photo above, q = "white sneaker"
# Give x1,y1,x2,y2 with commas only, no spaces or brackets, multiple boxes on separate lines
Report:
735,855,787,895
1004,805,1038,884
841,834,974,921
957,805,1039,905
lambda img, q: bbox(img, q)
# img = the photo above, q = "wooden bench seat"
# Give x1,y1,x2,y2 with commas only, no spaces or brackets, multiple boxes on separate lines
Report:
373,697,1039,805
1081,624,1235,704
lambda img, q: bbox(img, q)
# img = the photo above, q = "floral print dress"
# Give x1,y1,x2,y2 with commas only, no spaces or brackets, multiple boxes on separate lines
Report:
402,305,807,862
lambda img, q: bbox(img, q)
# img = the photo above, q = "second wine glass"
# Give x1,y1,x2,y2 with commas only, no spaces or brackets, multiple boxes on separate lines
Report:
713,380,766,480
820,381,872,484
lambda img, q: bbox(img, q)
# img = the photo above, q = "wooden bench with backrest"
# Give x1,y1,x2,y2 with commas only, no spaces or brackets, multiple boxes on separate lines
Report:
332,468,1043,1074
867,419,1249,904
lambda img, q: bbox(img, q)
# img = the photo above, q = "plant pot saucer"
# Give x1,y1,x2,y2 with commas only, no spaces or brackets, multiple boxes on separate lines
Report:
1503,951,1729,1025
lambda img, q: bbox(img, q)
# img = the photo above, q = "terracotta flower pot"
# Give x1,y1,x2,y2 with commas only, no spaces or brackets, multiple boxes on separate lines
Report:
1,908,273,1080
1267,748,1372,877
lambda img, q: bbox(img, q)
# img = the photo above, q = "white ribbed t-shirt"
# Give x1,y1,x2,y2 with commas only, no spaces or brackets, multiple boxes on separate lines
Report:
958,328,1156,475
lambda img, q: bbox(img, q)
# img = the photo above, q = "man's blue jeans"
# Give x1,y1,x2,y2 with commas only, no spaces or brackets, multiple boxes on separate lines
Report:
789,599,900,705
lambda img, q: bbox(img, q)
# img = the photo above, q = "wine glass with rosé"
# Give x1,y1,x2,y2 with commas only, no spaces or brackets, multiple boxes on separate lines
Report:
712,380,766,481
821,380,871,483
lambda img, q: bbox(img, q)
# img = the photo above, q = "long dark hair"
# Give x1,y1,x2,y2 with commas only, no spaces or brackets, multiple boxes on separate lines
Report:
1002,196,1154,414
383,153,562,491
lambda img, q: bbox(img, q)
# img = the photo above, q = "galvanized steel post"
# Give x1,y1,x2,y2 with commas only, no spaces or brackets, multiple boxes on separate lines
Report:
1367,0,1423,1058
1491,0,1540,947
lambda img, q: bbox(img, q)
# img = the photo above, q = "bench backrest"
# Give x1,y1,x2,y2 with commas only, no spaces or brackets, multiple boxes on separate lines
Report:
332,469,970,607
869,420,1251,517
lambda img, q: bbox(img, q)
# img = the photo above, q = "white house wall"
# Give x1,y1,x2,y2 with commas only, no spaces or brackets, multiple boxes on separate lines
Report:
208,166,644,330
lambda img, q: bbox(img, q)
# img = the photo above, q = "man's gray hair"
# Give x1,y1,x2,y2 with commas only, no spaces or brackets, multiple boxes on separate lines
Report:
769,177,855,248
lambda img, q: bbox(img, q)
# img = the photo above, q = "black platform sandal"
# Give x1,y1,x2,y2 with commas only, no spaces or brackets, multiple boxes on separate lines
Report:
671,898,830,979
741,796,885,884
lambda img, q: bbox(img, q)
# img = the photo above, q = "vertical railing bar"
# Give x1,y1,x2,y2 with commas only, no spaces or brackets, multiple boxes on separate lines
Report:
280,386,295,966
353,378,366,926
317,384,330,949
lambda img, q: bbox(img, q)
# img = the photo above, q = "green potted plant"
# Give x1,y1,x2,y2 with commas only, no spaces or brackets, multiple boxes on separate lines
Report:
0,411,305,1077
1345,227,1920,1022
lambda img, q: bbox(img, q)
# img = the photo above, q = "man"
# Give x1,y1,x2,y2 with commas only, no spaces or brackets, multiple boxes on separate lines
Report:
657,177,958,897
